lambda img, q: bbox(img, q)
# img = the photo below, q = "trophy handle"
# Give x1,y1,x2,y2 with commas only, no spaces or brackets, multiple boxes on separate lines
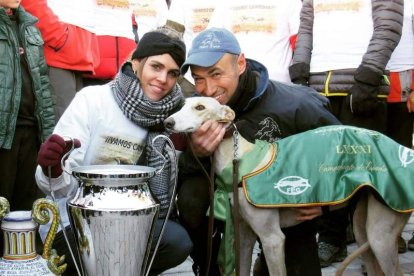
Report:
60,137,77,175
145,135,179,276
32,198,67,275
0,197,10,220
151,135,170,175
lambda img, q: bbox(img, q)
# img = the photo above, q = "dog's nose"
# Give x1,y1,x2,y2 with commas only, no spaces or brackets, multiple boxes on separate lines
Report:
164,118,175,130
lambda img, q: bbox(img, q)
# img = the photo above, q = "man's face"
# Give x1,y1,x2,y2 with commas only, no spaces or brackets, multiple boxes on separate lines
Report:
0,0,20,10
190,53,246,105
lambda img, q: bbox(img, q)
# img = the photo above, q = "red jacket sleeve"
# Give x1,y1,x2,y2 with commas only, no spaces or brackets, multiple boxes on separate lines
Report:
21,0,68,51
21,0,100,73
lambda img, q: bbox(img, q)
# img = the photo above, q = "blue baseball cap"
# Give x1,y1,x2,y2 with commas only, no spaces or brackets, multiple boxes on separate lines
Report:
181,28,241,74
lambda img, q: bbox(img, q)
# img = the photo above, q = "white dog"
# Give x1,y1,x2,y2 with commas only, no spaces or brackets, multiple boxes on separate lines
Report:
164,97,413,276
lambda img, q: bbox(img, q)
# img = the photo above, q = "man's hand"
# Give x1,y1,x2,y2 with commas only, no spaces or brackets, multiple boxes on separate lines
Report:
189,120,226,157
295,206,322,221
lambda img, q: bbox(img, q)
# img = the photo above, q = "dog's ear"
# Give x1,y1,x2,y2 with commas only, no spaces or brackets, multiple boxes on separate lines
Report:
218,105,235,123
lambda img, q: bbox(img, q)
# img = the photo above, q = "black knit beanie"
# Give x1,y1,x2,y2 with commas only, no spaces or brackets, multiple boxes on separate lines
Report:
132,32,186,67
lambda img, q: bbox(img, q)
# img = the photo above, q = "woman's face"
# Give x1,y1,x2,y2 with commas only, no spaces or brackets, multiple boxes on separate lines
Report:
134,54,180,101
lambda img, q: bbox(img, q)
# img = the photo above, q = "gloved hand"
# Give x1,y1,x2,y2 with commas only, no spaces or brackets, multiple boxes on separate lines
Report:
348,82,379,115
348,66,382,116
289,62,310,86
37,134,81,178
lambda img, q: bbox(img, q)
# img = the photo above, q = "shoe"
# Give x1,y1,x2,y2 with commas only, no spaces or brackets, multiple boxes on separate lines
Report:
253,252,269,276
318,242,347,268
361,263,367,275
408,233,414,251
398,235,407,253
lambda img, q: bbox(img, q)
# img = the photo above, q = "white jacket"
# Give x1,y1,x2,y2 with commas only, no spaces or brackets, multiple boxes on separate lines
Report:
36,84,148,240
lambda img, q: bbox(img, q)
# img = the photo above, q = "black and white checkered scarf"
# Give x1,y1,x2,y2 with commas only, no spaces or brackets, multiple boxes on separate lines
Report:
111,62,184,217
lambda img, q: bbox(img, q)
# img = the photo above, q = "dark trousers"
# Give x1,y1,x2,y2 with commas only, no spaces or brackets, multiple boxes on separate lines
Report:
0,126,44,255
284,221,321,276
317,96,387,246
52,219,192,276
49,67,83,121
0,126,43,210
177,174,221,275
387,102,414,148
177,174,321,276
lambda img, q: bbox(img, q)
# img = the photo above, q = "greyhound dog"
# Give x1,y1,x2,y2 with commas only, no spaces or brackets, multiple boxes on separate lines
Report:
164,97,413,276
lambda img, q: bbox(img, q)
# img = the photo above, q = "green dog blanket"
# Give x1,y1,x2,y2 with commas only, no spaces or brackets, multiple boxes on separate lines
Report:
215,125,414,275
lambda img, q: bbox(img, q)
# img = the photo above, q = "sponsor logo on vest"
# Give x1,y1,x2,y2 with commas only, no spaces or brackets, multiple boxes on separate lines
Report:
274,176,311,195
399,146,414,168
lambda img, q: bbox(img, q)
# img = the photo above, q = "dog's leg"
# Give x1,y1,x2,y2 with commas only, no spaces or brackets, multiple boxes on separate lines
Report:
353,193,382,275
238,214,257,276
230,191,260,276
237,191,286,276
366,193,410,276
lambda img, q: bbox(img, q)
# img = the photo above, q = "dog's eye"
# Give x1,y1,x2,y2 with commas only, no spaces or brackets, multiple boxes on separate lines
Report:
195,105,205,111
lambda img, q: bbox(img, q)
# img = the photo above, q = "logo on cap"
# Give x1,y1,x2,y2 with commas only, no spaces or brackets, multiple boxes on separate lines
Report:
198,32,222,50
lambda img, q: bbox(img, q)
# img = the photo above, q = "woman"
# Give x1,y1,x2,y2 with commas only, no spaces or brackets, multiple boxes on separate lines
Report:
36,27,192,275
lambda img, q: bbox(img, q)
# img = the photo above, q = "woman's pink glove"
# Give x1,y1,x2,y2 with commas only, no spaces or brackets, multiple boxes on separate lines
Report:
37,134,81,178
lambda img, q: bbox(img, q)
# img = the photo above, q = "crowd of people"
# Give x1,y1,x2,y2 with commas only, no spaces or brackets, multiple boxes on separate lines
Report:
1,0,413,276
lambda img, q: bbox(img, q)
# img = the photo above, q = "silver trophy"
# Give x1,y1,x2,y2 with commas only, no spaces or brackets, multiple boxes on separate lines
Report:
65,135,176,276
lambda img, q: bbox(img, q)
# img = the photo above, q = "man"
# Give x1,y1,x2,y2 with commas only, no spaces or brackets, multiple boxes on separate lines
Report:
177,27,341,276
385,0,414,251
0,0,55,256
289,0,404,265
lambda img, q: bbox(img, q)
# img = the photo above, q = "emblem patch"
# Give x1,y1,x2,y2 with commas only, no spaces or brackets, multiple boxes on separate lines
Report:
274,176,311,195
399,146,414,168
256,117,281,143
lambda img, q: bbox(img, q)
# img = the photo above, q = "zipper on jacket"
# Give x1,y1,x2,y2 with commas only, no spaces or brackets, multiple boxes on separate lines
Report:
4,17,21,148
20,22,43,140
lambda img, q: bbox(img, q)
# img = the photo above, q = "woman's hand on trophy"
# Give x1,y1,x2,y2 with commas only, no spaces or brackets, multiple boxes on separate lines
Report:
37,134,81,178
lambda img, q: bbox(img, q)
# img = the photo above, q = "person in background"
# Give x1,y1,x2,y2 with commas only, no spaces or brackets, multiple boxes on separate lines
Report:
0,0,55,253
21,0,100,121
164,0,220,97
131,0,169,41
81,1,137,86
207,0,302,83
36,28,192,276
385,0,414,251
82,31,137,86
178,27,341,276
289,0,404,267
